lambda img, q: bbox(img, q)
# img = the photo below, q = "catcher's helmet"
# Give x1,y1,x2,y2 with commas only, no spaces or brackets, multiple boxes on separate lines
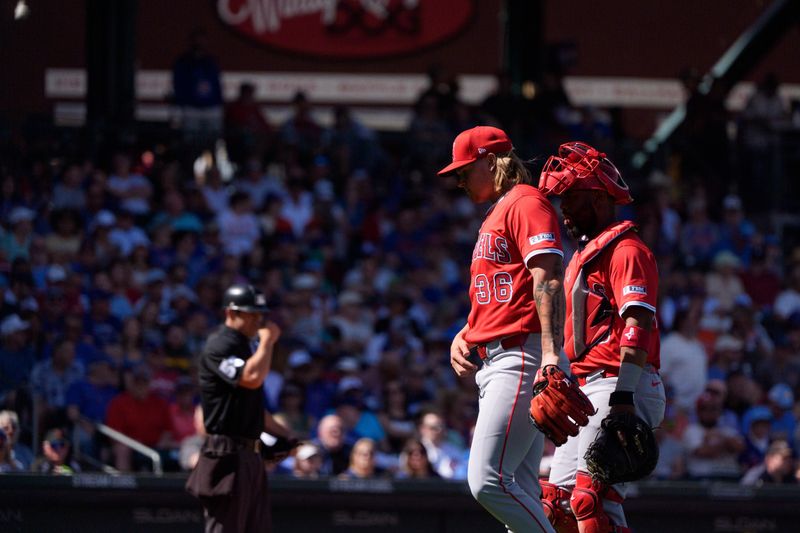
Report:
222,284,269,313
538,142,633,205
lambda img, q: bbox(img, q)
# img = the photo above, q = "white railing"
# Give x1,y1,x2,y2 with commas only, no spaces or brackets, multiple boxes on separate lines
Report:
73,417,163,475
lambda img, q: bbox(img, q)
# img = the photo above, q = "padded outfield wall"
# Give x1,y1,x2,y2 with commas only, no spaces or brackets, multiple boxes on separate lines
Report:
0,474,796,533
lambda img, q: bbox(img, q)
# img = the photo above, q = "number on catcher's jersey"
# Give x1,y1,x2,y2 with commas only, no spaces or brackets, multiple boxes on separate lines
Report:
474,272,513,305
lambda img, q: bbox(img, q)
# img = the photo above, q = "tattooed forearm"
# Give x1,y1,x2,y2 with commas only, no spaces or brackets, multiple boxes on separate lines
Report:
532,255,563,357
529,253,565,361
535,277,565,355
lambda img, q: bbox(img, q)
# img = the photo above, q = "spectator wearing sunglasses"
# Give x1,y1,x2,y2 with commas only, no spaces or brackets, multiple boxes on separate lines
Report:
31,428,80,475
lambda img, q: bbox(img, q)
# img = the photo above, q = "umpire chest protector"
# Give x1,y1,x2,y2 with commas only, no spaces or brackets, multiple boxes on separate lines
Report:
564,221,637,362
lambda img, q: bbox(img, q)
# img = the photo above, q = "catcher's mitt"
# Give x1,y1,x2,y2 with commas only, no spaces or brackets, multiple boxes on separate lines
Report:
584,411,658,485
529,365,595,446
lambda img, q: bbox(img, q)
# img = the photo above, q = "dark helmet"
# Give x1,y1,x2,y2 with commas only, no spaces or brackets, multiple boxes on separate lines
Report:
222,284,269,313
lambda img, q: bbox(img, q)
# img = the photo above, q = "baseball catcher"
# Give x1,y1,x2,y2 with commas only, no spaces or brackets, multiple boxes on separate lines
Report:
536,143,665,533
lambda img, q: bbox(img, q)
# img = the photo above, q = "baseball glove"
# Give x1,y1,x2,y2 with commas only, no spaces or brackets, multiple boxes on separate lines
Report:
260,434,300,462
584,411,659,485
529,365,595,446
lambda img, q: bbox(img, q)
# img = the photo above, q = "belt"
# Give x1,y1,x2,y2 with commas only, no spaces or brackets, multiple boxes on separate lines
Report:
476,333,529,360
207,434,261,454
574,368,619,386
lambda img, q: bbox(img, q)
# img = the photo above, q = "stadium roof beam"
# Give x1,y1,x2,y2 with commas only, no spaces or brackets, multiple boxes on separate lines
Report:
633,0,800,169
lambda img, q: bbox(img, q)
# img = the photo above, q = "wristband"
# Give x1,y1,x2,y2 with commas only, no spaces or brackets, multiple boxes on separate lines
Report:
619,325,651,352
615,361,642,393
609,391,634,406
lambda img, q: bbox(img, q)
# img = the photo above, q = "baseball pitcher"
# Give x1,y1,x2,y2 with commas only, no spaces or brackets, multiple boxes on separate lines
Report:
440,126,593,533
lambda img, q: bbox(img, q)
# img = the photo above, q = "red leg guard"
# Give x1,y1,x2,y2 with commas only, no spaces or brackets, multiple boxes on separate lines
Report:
570,472,627,533
540,480,579,533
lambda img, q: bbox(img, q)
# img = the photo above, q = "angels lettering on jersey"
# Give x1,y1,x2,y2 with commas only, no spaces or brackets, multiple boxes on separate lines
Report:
472,233,511,264
463,185,563,345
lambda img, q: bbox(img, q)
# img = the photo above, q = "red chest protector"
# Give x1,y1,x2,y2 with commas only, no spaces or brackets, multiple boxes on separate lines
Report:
565,221,637,362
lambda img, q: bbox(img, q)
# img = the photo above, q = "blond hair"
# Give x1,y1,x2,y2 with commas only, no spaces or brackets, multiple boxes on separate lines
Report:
493,151,532,193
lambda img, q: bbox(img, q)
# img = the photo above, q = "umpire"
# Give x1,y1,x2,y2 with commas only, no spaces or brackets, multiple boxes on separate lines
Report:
186,283,281,532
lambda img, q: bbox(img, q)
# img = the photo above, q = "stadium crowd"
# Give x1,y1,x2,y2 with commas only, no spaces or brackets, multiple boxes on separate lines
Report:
1,61,799,487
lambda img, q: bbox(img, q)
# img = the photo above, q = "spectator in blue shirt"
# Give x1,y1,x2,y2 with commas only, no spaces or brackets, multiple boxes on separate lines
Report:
82,290,122,347
172,29,223,109
172,29,223,144
66,356,119,457
766,383,797,447
1,207,35,262
148,190,203,234
333,378,386,446
0,315,35,403
30,339,85,428
739,405,773,469
717,194,755,265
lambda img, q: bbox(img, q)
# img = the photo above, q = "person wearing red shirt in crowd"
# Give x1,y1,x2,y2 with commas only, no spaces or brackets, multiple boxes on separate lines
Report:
537,142,666,533
441,126,566,532
740,246,782,311
169,376,199,443
225,82,273,164
105,364,175,471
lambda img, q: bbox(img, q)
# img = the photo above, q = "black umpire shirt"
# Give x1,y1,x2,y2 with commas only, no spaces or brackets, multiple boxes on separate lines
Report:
199,325,264,439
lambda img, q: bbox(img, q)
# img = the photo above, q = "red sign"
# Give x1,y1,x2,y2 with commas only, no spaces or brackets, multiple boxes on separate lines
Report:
217,0,475,58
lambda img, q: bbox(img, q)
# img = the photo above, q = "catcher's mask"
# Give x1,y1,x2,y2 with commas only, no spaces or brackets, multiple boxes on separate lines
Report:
538,142,633,205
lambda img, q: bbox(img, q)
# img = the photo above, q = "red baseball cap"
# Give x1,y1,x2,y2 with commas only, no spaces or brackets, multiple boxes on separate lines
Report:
437,126,513,176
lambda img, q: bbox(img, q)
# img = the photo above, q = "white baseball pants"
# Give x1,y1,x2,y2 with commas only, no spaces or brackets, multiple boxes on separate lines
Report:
468,334,556,533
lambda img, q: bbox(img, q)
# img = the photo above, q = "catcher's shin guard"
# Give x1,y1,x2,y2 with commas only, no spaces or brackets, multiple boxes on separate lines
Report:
570,472,630,533
541,480,579,533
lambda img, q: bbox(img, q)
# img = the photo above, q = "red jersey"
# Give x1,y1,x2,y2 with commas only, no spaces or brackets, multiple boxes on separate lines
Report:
464,184,563,345
564,221,660,376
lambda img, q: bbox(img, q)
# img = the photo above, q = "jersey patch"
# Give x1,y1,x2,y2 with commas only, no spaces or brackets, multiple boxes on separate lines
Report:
219,356,245,379
529,232,556,245
623,285,647,296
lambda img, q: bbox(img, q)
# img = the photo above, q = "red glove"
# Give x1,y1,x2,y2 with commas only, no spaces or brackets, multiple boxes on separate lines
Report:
529,365,595,446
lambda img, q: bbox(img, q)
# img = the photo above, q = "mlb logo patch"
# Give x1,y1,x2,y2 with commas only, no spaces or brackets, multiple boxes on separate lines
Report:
623,285,647,296
529,232,555,245
219,356,245,379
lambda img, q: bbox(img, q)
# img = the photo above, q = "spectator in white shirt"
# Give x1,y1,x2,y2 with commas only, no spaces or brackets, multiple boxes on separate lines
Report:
280,177,314,238
660,303,708,413
109,209,149,257
328,291,374,353
200,166,230,216
107,152,152,215
418,411,465,480
705,251,746,313
237,157,284,209
217,191,260,256
774,264,800,321
683,392,744,480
